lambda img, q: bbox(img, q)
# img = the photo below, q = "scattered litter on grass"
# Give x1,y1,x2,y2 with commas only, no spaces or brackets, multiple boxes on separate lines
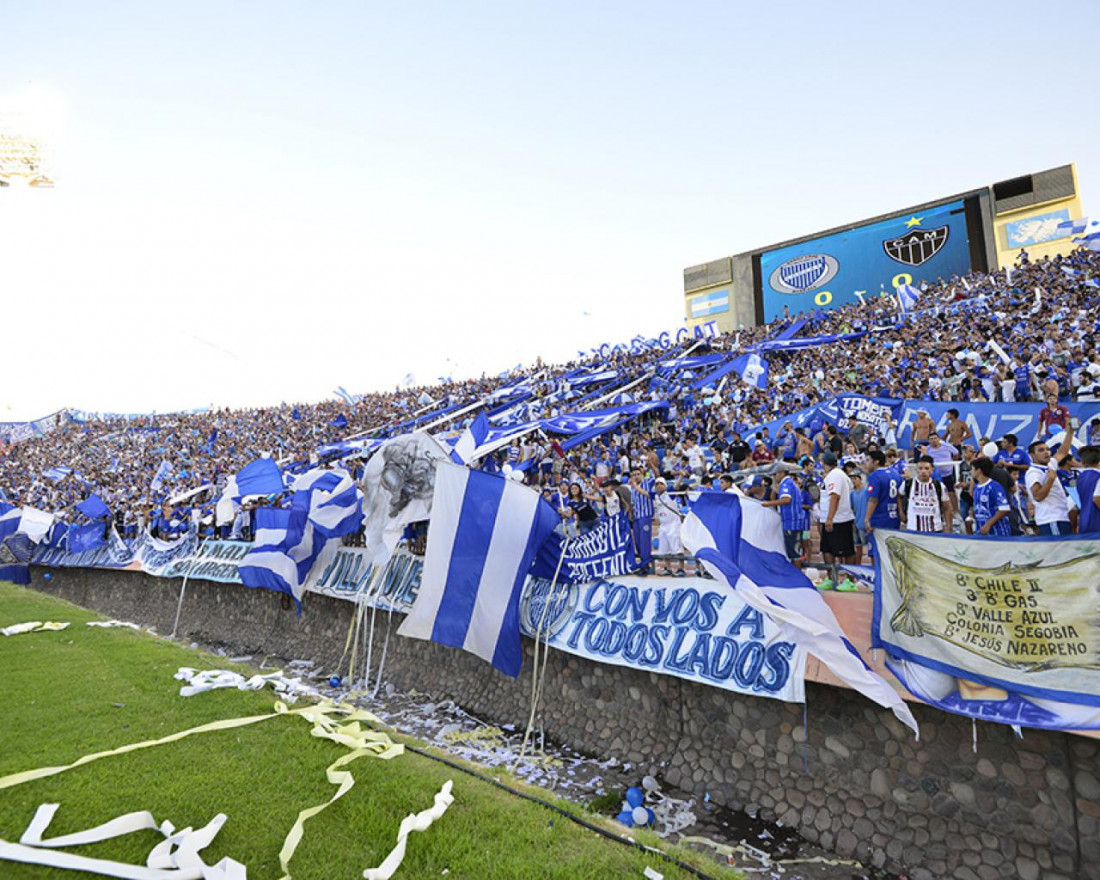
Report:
174,667,320,703
643,867,664,880
86,620,141,630
362,780,455,880
0,802,248,879
2,621,70,636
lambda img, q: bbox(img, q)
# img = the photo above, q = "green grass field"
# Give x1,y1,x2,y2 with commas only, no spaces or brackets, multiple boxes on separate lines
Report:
0,583,739,879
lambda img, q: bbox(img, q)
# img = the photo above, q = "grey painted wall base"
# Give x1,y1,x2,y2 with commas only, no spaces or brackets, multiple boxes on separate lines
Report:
28,566,1100,880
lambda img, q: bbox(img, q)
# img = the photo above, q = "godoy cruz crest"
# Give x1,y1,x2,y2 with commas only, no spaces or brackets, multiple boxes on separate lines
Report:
883,226,949,266
769,254,838,294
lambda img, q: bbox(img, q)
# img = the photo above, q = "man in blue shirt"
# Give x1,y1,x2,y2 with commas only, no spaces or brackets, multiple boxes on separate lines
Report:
764,470,805,566
1076,446,1100,535
994,434,1030,479
971,458,1012,536
863,450,903,536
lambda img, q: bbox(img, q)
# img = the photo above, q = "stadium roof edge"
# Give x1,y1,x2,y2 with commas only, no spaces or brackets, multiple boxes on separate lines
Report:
727,185,987,263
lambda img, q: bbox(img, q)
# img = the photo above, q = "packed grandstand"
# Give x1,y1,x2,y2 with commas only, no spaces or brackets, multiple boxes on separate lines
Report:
2,245,1100,561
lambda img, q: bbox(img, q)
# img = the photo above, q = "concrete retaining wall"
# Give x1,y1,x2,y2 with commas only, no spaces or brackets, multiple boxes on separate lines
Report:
29,566,1100,880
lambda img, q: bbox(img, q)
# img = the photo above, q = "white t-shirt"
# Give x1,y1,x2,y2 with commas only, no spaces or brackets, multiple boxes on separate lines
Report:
1025,465,1070,525
822,468,854,523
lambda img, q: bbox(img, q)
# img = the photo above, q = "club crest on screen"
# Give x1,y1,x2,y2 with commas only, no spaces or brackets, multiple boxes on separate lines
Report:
768,253,838,294
883,226,950,266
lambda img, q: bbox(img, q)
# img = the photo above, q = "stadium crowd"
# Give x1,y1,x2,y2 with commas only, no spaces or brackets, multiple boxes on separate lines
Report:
2,246,1100,570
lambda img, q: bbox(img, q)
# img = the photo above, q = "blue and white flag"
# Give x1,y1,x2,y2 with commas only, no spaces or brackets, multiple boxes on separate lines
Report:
1057,216,1089,236
334,386,358,405
69,521,107,554
239,467,363,608
450,411,492,464
681,492,919,736
1078,230,1100,252
398,463,559,677
43,466,73,482
150,460,171,491
234,456,284,498
897,283,921,312
732,353,769,390
0,504,21,542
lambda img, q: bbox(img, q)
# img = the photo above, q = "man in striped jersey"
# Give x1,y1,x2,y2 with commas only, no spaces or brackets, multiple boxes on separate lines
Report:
900,457,951,533
628,468,655,574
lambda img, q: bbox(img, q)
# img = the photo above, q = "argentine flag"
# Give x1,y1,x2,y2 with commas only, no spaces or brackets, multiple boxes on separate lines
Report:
398,463,559,676
681,492,919,737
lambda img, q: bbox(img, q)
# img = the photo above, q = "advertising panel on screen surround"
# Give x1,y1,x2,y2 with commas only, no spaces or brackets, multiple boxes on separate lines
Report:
758,200,973,321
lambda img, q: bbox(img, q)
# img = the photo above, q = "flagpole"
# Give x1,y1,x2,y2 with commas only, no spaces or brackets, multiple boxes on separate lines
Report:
517,542,569,764
171,533,206,640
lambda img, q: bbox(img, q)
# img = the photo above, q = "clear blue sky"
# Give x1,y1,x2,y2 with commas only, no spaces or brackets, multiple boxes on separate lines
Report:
2,1,1096,418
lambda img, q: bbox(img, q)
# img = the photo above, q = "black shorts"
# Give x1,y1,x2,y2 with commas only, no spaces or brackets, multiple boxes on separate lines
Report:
940,472,956,492
820,520,855,558
783,530,803,561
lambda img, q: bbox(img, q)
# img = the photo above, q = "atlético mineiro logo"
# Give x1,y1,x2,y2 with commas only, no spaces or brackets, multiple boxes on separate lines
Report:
769,253,839,294
883,226,949,266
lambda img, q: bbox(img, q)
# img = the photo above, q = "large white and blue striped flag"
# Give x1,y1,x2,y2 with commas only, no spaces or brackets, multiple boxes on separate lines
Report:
43,466,72,482
398,462,559,677
681,492,919,736
239,468,363,609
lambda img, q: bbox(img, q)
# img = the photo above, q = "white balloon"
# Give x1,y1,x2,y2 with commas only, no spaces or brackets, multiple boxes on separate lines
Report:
631,806,650,826
509,469,525,481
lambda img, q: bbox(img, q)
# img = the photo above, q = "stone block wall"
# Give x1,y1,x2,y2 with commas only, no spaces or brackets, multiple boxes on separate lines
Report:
29,566,1100,880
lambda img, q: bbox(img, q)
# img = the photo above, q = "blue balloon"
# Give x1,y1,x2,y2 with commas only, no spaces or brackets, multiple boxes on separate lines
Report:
645,807,656,825
328,676,342,688
625,786,644,808
615,810,635,828
43,573,52,581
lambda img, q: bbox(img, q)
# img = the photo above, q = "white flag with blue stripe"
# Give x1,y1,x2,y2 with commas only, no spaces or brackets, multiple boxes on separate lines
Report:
398,462,559,676
681,491,919,736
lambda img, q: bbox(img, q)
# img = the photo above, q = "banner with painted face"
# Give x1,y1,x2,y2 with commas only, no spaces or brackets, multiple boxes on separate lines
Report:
519,574,806,703
872,530,1100,730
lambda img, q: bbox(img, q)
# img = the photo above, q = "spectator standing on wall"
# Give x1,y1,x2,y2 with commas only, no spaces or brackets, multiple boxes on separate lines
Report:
944,408,973,448
900,456,951,533
911,409,935,449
